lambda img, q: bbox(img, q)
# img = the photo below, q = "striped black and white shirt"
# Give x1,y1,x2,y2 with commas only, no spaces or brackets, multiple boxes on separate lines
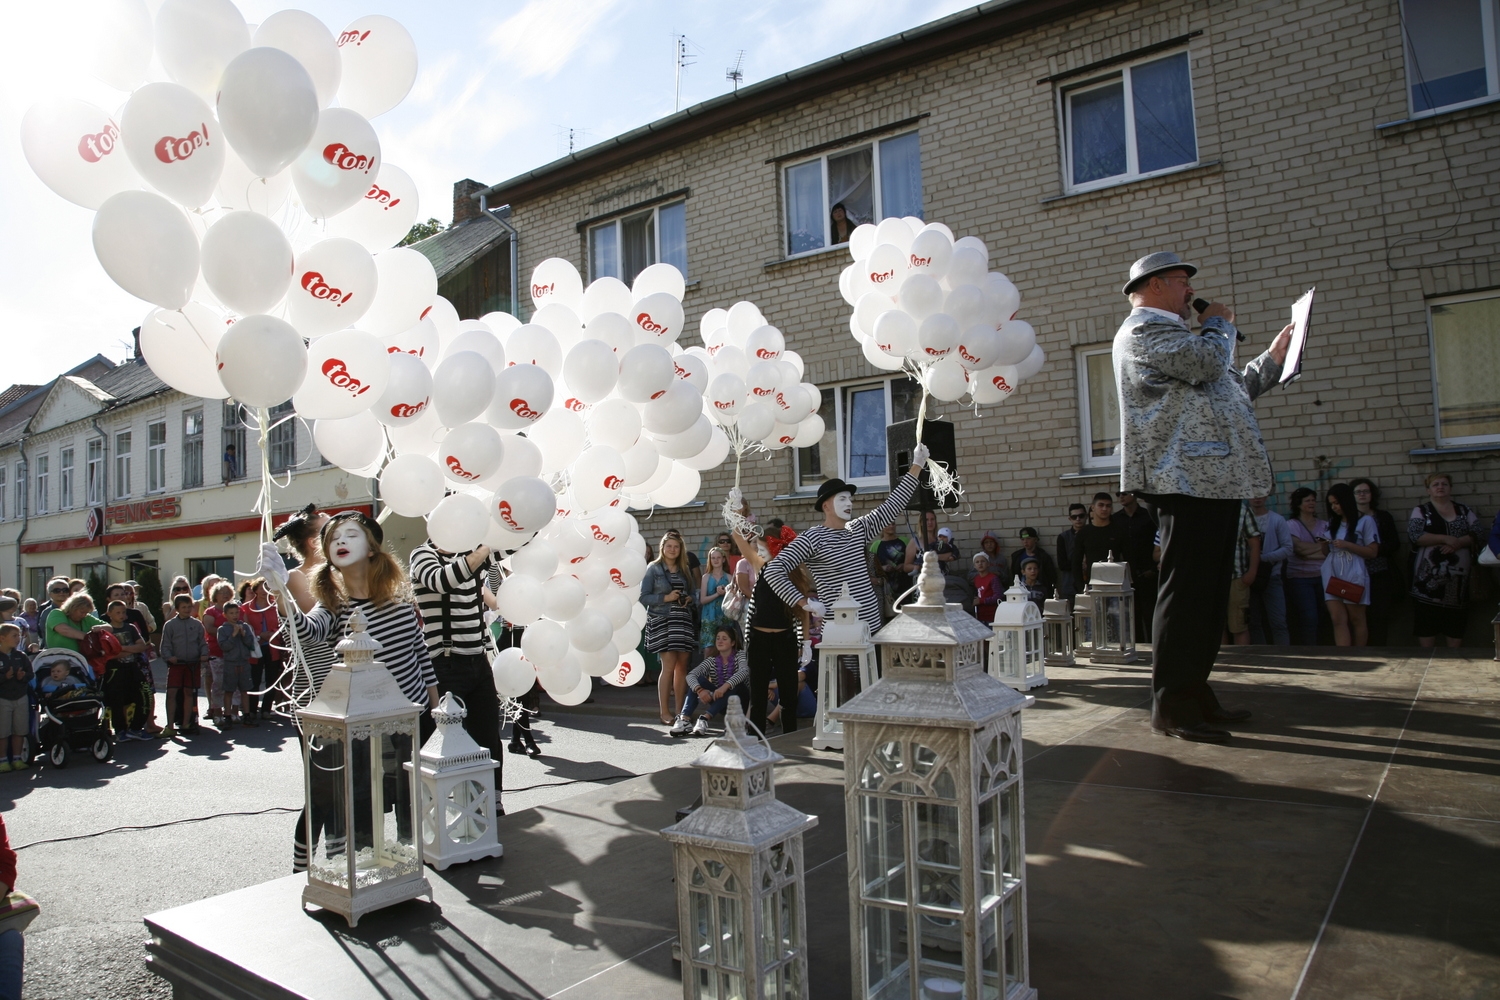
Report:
764,472,919,635
287,598,437,706
408,542,504,658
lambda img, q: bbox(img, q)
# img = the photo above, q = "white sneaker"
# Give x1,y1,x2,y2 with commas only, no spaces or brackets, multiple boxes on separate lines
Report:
691,716,711,737
669,714,691,737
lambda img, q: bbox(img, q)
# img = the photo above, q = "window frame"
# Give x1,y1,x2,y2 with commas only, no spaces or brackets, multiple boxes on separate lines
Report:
222,402,246,482
587,199,688,285
59,446,74,510
793,375,922,493
1077,346,1122,471
182,408,204,489
0,465,7,520
147,420,168,494
34,453,48,515
1402,0,1500,118
781,130,923,259
267,401,297,475
114,431,132,499
1058,48,1199,195
86,438,104,506
1426,288,1500,447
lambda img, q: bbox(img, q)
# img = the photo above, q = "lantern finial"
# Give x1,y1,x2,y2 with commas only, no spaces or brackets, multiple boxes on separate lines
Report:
916,550,945,606
335,607,383,666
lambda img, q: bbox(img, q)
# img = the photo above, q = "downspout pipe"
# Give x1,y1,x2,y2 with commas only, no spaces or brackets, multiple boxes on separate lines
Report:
91,418,111,574
476,194,520,321
14,432,27,592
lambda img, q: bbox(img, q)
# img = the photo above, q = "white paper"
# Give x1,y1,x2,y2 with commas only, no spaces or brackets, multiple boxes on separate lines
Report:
1281,287,1315,384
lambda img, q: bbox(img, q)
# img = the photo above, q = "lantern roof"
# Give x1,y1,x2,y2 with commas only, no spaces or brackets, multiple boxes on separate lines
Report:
1086,554,1133,591
992,591,1043,626
298,609,425,726
819,582,870,647
1003,575,1028,603
419,691,496,771
1043,590,1070,619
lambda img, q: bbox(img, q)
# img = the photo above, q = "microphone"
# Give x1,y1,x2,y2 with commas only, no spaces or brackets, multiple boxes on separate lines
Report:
1194,298,1244,342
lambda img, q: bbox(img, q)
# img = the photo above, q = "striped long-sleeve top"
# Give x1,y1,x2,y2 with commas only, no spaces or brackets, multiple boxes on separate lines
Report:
408,542,504,657
763,472,919,634
687,651,750,692
286,597,437,707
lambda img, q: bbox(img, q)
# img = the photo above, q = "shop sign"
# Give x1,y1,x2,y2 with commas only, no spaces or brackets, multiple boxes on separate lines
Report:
105,496,181,529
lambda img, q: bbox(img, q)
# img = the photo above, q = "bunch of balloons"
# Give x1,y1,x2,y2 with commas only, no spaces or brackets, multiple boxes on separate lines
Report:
839,218,1044,407
20,0,425,414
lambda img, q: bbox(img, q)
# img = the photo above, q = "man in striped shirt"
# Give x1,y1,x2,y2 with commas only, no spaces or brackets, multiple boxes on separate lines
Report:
763,443,928,636
409,540,506,797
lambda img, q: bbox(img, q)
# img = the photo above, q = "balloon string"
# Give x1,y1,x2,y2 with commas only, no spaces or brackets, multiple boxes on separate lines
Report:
904,362,963,507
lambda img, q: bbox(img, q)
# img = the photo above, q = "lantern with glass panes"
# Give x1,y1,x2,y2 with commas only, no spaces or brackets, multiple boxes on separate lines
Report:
1086,554,1137,664
661,696,818,1000
813,583,879,751
297,610,431,927
408,691,504,870
1071,589,1095,660
988,577,1046,692
1043,590,1075,668
833,553,1037,1000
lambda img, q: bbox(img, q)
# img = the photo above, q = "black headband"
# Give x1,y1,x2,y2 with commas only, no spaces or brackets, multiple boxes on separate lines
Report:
321,510,384,548
272,503,319,542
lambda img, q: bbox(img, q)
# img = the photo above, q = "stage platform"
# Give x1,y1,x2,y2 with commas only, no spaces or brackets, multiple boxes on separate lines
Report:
143,649,1500,999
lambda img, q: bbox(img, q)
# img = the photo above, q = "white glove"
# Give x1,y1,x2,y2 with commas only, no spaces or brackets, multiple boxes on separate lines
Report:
257,541,290,589
805,599,827,619
911,442,930,469
799,640,813,667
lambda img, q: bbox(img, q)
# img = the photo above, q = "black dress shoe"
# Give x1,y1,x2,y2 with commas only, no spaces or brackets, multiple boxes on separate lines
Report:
1154,721,1230,742
1205,706,1252,723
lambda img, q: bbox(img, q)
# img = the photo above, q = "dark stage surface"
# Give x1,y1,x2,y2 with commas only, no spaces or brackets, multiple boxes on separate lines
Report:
144,649,1500,999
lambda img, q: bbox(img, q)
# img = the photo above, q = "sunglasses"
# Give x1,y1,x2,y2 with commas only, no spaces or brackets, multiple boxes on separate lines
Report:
1068,514,1086,520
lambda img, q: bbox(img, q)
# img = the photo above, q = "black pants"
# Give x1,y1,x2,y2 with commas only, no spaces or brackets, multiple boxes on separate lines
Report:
432,652,503,793
103,663,136,736
1134,568,1158,643
1367,569,1398,645
1149,494,1242,727
747,627,800,736
251,657,282,715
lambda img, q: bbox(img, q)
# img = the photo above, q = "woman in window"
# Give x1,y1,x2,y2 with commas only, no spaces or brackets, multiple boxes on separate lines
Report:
1322,483,1379,647
1349,478,1402,645
642,533,700,728
830,202,856,245
1407,473,1481,648
1284,487,1328,645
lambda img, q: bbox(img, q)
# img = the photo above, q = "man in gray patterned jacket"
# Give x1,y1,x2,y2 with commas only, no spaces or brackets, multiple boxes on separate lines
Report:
1113,252,1292,742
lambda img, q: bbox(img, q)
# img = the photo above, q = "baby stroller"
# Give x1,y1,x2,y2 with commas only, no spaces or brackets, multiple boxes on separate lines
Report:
32,648,112,768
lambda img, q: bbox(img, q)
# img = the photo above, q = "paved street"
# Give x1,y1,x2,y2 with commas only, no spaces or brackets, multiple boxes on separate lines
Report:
2,680,697,1000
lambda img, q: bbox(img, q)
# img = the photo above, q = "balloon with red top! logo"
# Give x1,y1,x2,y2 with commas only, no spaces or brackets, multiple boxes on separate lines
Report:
287,238,377,336
293,329,391,420
19,97,140,210
121,83,224,208
290,107,380,218
324,163,420,252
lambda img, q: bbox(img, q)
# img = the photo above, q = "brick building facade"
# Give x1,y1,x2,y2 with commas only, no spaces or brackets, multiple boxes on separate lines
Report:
451,0,1500,634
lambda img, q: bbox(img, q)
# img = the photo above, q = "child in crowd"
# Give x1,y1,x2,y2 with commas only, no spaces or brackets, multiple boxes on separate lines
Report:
102,601,149,741
672,624,750,738
971,553,1001,624
37,661,84,699
1020,557,1048,610
0,626,31,772
159,595,207,737
216,602,258,729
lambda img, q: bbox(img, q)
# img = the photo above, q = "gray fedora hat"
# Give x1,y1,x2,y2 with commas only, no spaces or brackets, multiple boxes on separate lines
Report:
1122,251,1198,295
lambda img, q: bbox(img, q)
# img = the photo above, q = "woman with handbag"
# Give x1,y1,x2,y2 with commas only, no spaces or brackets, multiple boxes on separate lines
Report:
1407,472,1481,648
1322,483,1380,646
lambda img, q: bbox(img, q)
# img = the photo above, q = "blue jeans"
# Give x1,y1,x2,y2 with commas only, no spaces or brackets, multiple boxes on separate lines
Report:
1248,573,1291,645
1285,576,1323,645
0,928,22,1000
682,682,749,719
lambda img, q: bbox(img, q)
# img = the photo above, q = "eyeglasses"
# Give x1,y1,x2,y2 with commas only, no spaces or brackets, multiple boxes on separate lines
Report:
1068,514,1086,520
48,588,67,594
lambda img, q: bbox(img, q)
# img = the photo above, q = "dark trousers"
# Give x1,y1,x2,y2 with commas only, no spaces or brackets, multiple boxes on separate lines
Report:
747,627,800,735
1367,569,1398,645
1134,568,1158,643
103,664,136,736
251,657,282,714
1149,494,1242,727
432,651,504,793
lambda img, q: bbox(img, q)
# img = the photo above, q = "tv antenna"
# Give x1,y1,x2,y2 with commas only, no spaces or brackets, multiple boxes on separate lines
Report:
551,125,593,156
674,34,698,112
726,50,745,92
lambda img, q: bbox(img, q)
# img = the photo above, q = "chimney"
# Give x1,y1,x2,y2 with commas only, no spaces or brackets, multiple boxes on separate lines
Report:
131,326,144,363
452,179,487,226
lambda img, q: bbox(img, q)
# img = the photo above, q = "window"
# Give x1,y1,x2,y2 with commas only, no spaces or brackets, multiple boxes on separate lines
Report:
793,377,921,491
59,447,73,510
268,400,296,474
0,466,7,520
588,201,687,285
86,439,104,505
34,454,48,515
1077,348,1122,469
1403,0,1500,115
148,420,167,493
1428,291,1500,445
182,408,203,489
26,568,53,604
784,131,924,257
114,432,132,498
13,464,22,520
1061,50,1197,192
187,557,235,588
222,402,245,482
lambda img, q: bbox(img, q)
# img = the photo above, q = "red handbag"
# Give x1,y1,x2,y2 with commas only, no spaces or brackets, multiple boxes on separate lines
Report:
1324,550,1365,603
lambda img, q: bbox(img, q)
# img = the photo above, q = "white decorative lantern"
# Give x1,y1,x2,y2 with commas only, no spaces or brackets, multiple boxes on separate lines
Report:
1043,590,1075,668
1072,590,1095,659
661,697,818,1000
988,577,1046,691
813,583,879,751
409,691,504,870
834,553,1037,1000
1087,555,1137,665
297,610,431,927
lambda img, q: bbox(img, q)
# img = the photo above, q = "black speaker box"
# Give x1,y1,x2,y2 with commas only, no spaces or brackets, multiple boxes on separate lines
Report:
887,418,958,511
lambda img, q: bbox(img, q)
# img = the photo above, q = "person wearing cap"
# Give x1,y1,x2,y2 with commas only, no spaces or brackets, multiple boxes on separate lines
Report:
1114,251,1293,742
906,510,960,571
1056,504,1087,601
1007,527,1057,593
1112,490,1159,642
763,443,929,638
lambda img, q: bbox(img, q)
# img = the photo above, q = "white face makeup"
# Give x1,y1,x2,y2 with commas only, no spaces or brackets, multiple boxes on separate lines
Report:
831,492,854,520
327,523,370,568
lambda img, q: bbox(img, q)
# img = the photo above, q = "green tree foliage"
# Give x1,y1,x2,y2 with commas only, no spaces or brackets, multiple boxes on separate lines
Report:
399,217,443,246
135,566,163,637
85,565,108,614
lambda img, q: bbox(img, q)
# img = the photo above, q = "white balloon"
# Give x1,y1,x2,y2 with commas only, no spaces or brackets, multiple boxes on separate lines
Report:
380,454,445,516
875,217,916,253
586,397,642,451
593,591,634,631
440,421,505,485
907,228,953,279
744,325,786,363
583,509,634,554
550,669,594,706
290,107,380,219
491,646,538,697
849,224,878,261
87,0,153,91
20,100,139,210
313,410,385,472
576,642,619,678
323,163,419,252
746,360,781,402
488,364,554,431
386,406,443,456
766,421,797,450
216,146,290,215
707,373,746,423
383,318,440,370
918,312,961,362
928,357,970,402
711,344,749,382
521,619,569,669
679,425,732,472
253,10,342,108
287,238,377,335
540,575,585,623
651,414,712,460
954,236,989,257
139,303,228,398
496,578,546,629
433,351,495,427
1017,345,1046,380
200,211,293,316
444,327,506,373
602,649,646,688
567,609,614,653
671,352,709,394
994,320,1037,367
527,408,586,475
491,434,543,487
947,246,989,289
651,463,701,509
336,15,418,119
862,337,906,372
428,297,461,347
572,445,627,510
529,258,584,312
363,247,436,337
563,339,619,404
581,277,633,322
792,413,826,449
216,315,308,408
871,310,918,359
971,365,1021,405
505,324,563,379
216,47,318,178
603,549,648,589
631,262,686,302
428,493,490,553
865,243,907,294
537,654,583,699
642,380,702,436
622,439,664,488
295,329,391,419
618,344,674,403
373,352,433,426
120,83,224,207
899,274,944,321
154,0,249,100
494,476,556,534
984,275,1022,325
583,311,635,356
737,401,777,442
771,382,815,423
549,519,595,568
631,291,685,344
532,302,584,353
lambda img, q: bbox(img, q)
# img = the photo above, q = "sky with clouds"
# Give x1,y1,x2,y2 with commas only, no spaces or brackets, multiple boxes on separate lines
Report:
0,0,975,385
